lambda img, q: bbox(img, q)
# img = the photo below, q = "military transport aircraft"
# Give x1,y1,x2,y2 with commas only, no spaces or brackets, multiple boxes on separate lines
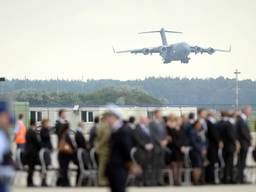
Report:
113,28,230,64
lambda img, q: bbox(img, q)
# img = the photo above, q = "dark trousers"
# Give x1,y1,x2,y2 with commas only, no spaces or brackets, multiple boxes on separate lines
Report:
152,148,165,185
237,148,248,183
27,153,39,186
57,153,72,187
106,165,128,192
223,151,234,184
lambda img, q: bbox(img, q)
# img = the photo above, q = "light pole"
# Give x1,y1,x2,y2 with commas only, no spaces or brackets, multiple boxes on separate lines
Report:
234,69,241,111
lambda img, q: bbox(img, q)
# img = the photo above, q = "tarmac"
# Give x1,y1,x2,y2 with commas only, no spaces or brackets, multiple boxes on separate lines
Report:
12,185,256,192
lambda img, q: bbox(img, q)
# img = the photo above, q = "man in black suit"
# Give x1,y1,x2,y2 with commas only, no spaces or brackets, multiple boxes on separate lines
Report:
25,120,41,187
105,105,141,192
218,111,238,184
205,111,223,184
134,116,155,186
236,106,252,183
75,122,90,186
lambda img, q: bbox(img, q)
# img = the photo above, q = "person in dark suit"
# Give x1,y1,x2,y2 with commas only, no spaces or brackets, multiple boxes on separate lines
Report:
25,120,41,187
133,116,155,186
40,119,53,186
166,115,188,186
149,109,168,185
89,117,99,149
205,111,223,184
75,122,90,186
218,111,238,184
236,106,252,183
105,105,141,192
55,109,75,187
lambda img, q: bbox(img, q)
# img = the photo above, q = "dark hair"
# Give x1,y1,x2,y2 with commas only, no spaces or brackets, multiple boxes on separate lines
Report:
197,108,206,115
188,113,195,120
128,116,135,124
58,109,65,117
30,119,36,127
18,114,24,120
193,119,201,127
94,116,99,124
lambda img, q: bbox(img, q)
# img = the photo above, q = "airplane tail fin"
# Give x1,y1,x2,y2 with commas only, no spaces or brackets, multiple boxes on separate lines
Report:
215,45,231,52
138,28,182,46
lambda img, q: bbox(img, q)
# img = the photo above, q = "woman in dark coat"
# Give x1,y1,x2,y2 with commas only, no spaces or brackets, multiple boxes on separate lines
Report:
166,115,188,186
188,120,207,185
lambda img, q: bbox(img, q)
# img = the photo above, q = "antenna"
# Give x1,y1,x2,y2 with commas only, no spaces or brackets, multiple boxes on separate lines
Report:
234,69,241,111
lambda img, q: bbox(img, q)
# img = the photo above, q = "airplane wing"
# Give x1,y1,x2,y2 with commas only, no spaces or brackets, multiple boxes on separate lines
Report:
190,45,231,55
113,46,160,55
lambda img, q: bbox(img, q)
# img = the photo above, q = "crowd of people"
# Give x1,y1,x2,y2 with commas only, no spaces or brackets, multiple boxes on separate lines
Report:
1,103,256,192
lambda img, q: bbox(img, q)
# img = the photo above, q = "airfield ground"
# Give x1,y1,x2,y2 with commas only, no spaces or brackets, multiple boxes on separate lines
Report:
12,185,256,192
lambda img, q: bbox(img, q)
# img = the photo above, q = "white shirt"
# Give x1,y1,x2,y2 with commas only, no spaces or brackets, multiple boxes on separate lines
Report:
240,113,247,122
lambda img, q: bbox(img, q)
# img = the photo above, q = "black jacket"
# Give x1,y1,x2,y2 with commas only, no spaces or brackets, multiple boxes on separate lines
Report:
40,127,53,150
55,119,70,141
25,128,41,155
218,119,236,153
236,116,251,149
75,130,87,149
206,119,221,162
106,123,133,173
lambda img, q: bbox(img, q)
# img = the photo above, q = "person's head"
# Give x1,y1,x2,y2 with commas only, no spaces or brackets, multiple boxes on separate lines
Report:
129,116,136,124
41,119,50,128
18,114,24,121
220,110,228,118
58,109,66,119
94,116,99,124
207,110,216,118
0,102,11,130
30,119,36,129
104,104,123,127
188,113,195,120
153,109,162,120
77,122,84,129
167,114,177,128
194,120,202,131
139,116,149,126
198,108,207,119
242,106,252,117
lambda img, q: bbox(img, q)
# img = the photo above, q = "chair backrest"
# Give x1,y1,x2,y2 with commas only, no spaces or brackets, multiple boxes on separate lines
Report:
183,147,192,168
39,148,51,172
218,149,225,168
130,147,138,164
78,148,92,171
90,148,98,169
16,148,24,170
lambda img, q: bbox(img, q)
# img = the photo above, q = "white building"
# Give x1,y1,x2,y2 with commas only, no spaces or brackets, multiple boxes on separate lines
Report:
29,105,197,133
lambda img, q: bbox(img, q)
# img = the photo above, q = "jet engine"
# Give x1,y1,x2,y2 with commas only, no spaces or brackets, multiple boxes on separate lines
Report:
159,46,168,54
142,48,150,55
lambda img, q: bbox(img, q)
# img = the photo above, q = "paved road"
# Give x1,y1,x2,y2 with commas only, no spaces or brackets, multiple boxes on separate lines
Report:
12,185,256,192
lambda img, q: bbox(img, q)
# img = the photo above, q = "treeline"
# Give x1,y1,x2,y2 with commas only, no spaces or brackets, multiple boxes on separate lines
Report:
0,77,256,105
0,86,163,106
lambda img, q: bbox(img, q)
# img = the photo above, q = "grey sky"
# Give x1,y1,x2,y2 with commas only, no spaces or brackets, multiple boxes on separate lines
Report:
0,0,255,80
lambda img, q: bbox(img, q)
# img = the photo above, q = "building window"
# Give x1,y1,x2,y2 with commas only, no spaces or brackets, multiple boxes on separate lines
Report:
30,111,42,122
30,111,36,122
88,111,93,122
81,111,94,122
147,111,154,119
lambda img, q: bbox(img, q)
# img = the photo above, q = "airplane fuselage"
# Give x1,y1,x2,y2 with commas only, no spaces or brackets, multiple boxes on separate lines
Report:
161,42,191,64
